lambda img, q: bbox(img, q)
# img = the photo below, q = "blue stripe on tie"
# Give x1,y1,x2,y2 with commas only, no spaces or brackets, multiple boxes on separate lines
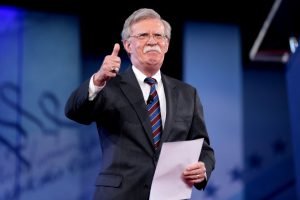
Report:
149,109,160,121
153,134,161,143
152,120,161,131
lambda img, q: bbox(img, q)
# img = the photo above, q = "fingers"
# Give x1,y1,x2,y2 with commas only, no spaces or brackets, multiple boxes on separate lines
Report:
111,43,120,56
184,162,205,173
110,43,121,73
106,43,121,72
183,170,206,181
183,162,206,184
184,175,205,184
110,66,119,73
93,43,121,86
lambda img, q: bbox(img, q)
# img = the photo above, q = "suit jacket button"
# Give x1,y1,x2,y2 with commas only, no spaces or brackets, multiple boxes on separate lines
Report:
144,183,149,189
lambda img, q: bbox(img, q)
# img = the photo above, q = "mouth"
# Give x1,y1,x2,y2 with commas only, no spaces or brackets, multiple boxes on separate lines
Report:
145,50,160,53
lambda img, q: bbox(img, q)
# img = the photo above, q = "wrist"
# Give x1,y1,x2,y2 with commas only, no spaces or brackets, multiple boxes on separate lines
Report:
93,73,105,87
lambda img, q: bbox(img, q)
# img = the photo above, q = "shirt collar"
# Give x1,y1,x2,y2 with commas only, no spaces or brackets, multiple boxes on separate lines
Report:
132,65,161,84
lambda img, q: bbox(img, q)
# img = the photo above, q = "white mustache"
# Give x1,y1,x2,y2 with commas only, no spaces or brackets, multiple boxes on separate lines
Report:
143,46,161,53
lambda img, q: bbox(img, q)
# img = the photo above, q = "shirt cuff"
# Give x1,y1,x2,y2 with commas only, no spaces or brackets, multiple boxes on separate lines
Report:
88,74,105,101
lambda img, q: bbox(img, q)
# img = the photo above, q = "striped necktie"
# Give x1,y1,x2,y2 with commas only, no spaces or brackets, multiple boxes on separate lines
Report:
144,77,162,150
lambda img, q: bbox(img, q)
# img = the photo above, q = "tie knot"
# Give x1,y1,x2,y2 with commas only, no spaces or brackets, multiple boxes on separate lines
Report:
144,77,157,86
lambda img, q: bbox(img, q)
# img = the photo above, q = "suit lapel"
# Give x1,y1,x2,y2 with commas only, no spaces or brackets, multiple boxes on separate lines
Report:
160,75,177,144
118,69,178,152
119,68,154,149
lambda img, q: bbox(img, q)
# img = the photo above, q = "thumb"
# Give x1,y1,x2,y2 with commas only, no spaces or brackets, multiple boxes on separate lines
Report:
111,43,120,56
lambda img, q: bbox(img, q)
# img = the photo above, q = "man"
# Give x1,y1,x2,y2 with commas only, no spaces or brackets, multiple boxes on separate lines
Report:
65,8,215,200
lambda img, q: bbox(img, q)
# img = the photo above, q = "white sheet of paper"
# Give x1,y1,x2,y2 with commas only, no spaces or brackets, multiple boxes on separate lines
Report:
149,138,204,200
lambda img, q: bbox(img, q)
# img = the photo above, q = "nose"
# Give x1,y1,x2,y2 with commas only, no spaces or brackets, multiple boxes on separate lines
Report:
146,35,157,44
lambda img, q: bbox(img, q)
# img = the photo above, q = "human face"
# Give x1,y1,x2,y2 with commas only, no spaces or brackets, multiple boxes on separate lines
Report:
123,18,169,76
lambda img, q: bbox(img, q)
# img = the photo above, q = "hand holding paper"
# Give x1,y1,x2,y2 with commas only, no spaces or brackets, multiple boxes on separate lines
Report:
183,161,207,185
150,138,204,200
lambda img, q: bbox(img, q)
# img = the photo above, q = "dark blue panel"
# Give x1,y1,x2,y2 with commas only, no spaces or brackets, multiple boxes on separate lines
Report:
286,47,300,200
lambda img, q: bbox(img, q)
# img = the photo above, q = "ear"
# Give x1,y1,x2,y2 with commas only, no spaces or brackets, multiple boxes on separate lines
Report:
123,40,131,54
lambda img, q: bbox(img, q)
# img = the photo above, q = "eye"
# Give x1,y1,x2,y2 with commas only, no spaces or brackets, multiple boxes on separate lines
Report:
153,33,164,40
137,33,149,40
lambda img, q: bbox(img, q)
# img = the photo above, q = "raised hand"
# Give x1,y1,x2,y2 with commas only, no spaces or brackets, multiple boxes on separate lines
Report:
93,43,121,86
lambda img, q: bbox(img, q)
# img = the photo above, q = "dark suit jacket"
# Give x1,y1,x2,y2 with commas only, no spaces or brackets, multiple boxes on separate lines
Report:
65,67,215,200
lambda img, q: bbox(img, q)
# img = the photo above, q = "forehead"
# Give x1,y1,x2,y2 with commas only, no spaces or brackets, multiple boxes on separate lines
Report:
131,18,165,33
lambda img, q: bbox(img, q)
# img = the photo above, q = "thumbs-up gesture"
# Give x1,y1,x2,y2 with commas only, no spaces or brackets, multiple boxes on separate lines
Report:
93,43,121,86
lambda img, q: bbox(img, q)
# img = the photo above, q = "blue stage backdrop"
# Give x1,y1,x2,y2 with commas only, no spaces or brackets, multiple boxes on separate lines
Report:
243,67,295,200
183,22,243,199
183,22,297,200
286,46,300,199
0,7,100,200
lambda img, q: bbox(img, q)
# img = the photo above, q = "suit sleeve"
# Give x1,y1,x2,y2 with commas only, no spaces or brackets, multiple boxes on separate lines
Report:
188,89,215,190
64,79,101,125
